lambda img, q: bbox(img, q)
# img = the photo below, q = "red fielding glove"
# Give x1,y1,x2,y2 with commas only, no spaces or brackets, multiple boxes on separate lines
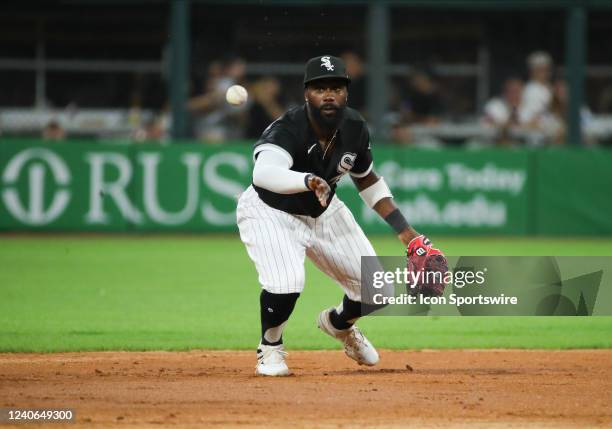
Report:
406,235,448,297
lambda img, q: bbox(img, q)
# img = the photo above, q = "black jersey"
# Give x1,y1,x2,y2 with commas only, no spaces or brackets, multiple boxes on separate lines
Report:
252,104,373,217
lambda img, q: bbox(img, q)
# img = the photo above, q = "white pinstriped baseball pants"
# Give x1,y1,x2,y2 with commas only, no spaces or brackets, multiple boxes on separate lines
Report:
236,185,376,301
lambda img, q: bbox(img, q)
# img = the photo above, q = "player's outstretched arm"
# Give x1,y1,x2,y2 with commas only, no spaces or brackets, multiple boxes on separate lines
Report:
351,171,419,246
353,171,448,297
252,150,331,206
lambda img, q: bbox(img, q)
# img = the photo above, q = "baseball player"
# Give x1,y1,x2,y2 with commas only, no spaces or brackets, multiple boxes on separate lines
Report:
237,55,445,376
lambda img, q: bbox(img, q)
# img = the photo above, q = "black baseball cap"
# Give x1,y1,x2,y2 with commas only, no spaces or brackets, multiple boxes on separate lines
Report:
303,55,351,86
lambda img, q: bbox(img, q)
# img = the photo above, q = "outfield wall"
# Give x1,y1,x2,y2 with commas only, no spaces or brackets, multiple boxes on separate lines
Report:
1,139,611,235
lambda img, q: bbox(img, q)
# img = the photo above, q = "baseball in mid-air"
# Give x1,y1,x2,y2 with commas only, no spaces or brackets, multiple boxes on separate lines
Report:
225,84,248,106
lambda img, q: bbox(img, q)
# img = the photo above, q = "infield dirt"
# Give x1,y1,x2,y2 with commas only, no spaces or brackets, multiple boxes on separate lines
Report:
1,350,610,428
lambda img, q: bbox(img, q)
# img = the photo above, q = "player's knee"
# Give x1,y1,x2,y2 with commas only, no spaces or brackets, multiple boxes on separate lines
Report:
260,290,300,327
263,269,305,295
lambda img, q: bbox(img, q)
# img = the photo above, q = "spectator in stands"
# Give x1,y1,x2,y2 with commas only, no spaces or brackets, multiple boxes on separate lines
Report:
482,77,524,145
598,85,612,113
341,51,367,116
132,115,168,142
401,67,444,125
245,76,284,139
544,78,594,145
390,67,445,145
188,56,248,143
538,77,567,144
203,60,223,93
519,51,553,128
42,120,66,141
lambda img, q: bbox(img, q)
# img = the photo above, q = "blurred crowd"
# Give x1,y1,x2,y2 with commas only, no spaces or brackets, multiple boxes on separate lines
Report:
389,51,593,146
36,50,600,146
186,56,283,142
479,51,593,146
181,52,366,145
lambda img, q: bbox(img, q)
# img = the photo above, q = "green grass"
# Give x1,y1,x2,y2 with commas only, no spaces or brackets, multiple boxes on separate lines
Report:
1,235,611,352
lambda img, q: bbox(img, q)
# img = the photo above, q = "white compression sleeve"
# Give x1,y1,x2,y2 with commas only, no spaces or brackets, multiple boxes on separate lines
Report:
359,177,393,208
252,150,309,194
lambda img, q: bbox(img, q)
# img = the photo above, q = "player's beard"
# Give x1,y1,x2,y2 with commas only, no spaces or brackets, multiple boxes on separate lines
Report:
308,102,346,132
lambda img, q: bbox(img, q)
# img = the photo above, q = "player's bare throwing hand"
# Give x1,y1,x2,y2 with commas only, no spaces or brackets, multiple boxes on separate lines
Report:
236,55,445,376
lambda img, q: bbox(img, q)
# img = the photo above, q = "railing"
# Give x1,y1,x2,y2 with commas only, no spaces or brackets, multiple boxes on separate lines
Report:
3,108,612,144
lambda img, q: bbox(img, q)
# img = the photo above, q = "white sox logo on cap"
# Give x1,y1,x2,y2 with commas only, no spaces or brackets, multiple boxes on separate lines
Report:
320,56,334,71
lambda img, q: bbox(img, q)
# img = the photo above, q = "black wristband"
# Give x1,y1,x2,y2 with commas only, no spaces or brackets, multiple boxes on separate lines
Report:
304,173,314,190
384,209,410,234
